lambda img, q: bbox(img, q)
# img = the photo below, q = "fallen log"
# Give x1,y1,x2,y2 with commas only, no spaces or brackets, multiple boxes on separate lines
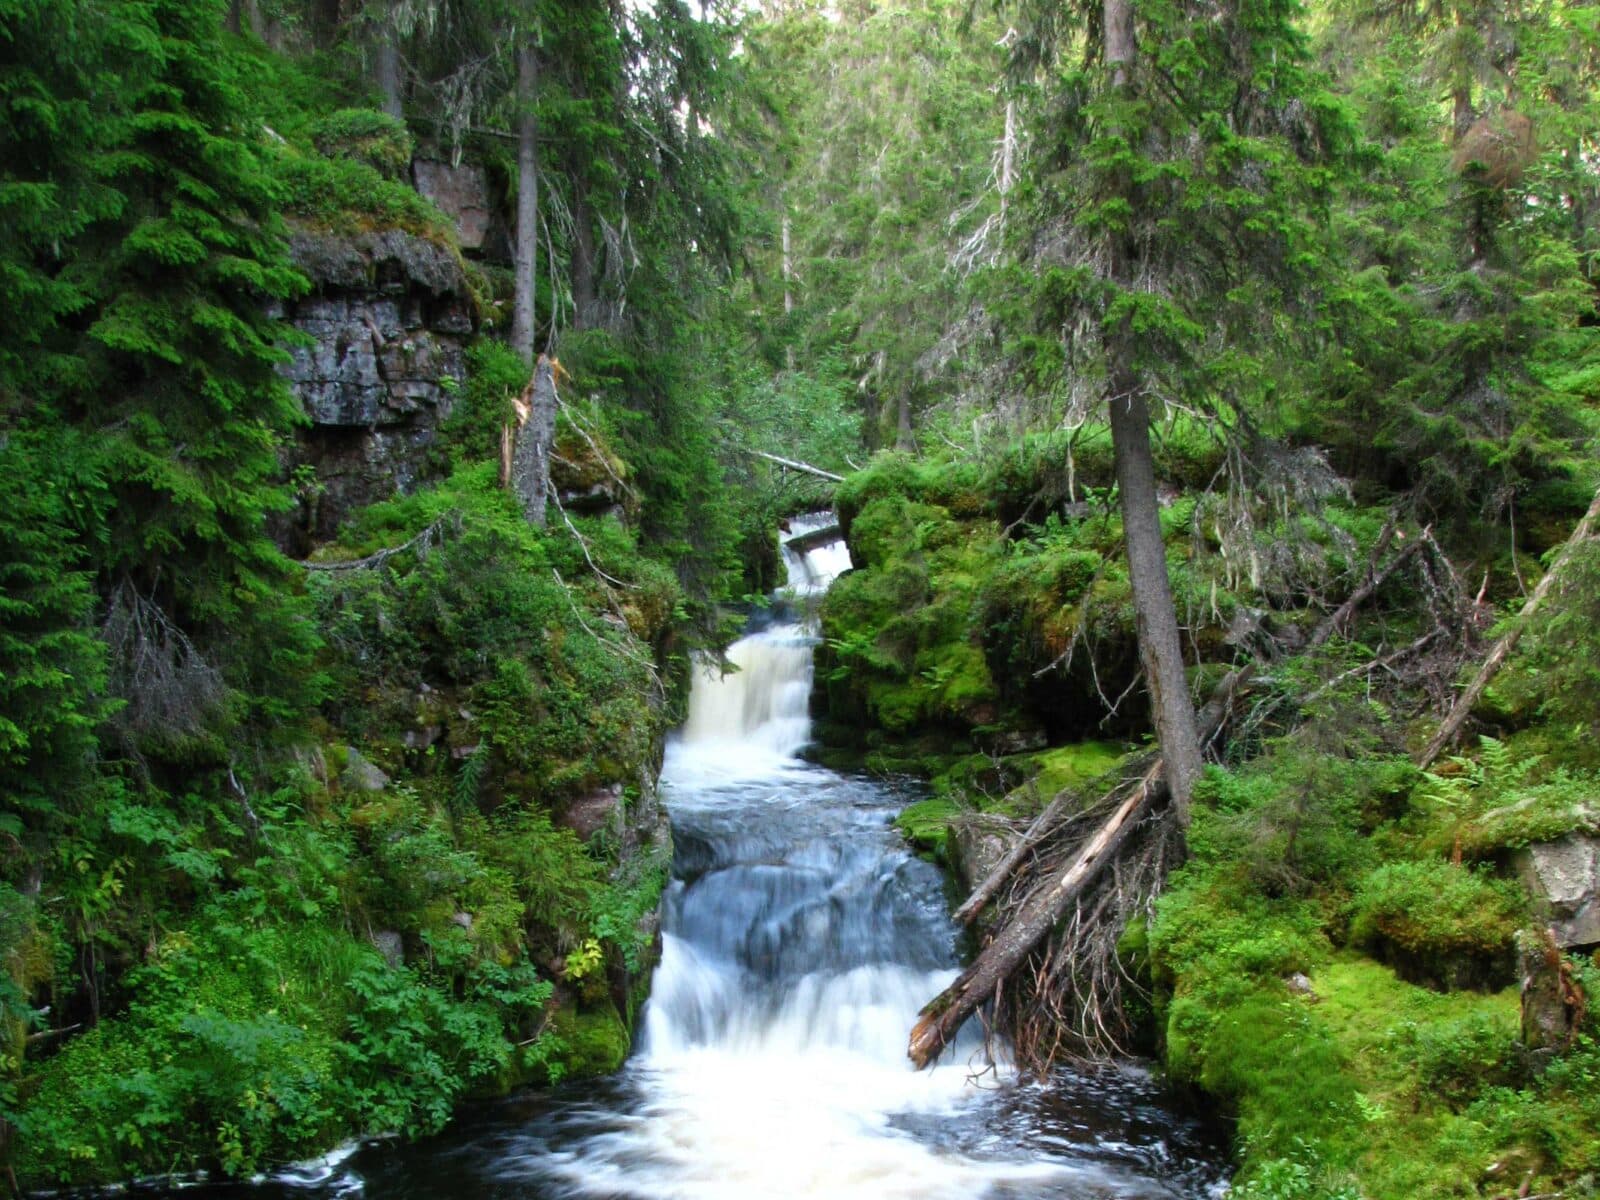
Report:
1306,525,1429,649
752,450,845,482
784,522,843,555
910,667,1251,1068
950,668,1251,929
1416,484,1600,770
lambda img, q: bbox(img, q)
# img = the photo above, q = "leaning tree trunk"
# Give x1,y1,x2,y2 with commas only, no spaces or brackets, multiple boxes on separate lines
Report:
511,38,540,366
512,355,559,528
1108,384,1204,823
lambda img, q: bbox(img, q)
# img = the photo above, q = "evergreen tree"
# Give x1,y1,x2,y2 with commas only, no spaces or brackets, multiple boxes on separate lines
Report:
1002,0,1350,819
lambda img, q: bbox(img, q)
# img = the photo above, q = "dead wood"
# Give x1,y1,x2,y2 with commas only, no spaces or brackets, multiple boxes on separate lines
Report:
909,668,1252,1069
1306,522,1426,649
300,514,454,572
752,450,844,482
951,668,1252,928
1416,484,1600,770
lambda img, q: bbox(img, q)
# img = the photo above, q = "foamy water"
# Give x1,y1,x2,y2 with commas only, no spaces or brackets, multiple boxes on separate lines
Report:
206,525,1226,1200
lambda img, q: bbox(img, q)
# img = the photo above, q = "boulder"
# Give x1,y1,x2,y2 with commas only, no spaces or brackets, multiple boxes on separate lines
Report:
558,784,624,842
342,747,391,792
946,815,1014,898
1513,835,1600,949
371,930,404,968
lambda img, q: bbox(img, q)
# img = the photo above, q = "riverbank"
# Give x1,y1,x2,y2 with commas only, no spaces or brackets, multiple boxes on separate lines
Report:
815,452,1600,1199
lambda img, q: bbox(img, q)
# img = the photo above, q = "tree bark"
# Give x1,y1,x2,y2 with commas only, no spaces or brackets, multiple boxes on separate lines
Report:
572,177,598,330
1109,387,1204,823
1416,484,1600,770
512,38,540,365
512,355,559,528
368,0,405,119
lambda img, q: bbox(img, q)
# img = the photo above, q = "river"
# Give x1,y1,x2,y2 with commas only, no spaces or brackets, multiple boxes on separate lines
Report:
201,518,1228,1200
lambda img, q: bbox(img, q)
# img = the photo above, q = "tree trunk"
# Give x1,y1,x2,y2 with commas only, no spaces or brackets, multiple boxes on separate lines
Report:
908,668,1250,1068
782,212,794,315
512,355,559,527
1098,0,1202,823
373,2,403,119
895,391,914,451
512,38,540,366
1109,386,1204,823
572,178,598,331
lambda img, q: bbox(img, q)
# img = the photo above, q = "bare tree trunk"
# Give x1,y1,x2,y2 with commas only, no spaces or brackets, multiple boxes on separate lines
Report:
373,1,403,119
1099,0,1202,823
999,98,1017,226
572,178,598,330
512,39,540,365
512,356,559,527
896,391,914,451
782,213,794,315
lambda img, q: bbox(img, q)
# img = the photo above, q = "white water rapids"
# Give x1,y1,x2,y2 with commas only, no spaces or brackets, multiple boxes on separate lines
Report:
238,516,1225,1200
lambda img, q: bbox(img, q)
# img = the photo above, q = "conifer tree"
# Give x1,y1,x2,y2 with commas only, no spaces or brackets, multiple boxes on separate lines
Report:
1004,0,1348,821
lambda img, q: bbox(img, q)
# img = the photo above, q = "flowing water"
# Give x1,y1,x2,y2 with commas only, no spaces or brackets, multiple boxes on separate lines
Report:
204,517,1228,1200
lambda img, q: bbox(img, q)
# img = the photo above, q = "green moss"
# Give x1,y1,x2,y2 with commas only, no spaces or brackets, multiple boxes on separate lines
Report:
1019,741,1126,805
548,1002,631,1080
1347,860,1523,989
895,797,964,860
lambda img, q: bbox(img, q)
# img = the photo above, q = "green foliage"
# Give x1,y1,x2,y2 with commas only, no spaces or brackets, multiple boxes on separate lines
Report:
273,149,451,239
307,108,413,178
1346,860,1523,987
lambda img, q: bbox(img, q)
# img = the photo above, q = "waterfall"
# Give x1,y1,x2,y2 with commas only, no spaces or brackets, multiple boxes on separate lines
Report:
248,516,1227,1200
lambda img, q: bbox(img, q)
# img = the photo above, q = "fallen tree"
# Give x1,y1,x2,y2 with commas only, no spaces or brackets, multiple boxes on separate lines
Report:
908,668,1252,1069
911,517,1466,1069
1415,484,1600,770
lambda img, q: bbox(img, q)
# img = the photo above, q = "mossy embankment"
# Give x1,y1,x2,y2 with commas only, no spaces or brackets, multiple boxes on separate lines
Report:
816,447,1600,1199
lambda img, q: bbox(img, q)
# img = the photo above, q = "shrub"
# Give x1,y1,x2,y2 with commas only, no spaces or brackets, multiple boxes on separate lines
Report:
307,109,413,178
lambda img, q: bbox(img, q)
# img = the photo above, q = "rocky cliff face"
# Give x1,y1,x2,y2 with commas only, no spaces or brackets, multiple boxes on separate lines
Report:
276,226,476,551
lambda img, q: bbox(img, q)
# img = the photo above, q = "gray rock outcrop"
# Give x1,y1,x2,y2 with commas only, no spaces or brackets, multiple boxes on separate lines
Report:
276,226,476,548
1513,835,1600,948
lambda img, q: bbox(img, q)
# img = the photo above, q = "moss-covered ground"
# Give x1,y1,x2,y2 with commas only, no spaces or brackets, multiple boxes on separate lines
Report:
820,449,1600,1200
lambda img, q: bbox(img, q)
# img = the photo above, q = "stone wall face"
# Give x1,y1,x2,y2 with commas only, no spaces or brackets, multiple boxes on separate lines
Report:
275,227,476,550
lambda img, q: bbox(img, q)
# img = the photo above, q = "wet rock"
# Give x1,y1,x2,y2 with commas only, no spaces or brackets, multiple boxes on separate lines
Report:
1513,835,1600,949
558,784,624,842
1284,972,1319,1000
404,724,442,751
372,930,404,968
412,158,493,251
342,747,391,792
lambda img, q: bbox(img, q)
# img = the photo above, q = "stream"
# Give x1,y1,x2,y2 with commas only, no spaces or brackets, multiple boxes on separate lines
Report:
202,518,1229,1200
